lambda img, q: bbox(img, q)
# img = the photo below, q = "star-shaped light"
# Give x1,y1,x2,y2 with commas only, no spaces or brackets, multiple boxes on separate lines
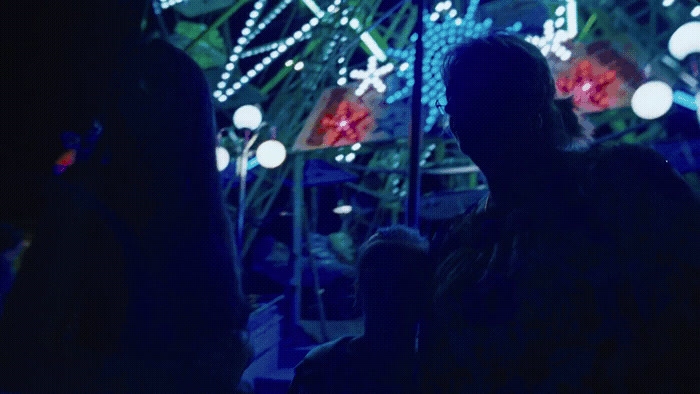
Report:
385,0,522,132
212,0,389,103
349,56,395,96
317,100,375,146
557,60,618,110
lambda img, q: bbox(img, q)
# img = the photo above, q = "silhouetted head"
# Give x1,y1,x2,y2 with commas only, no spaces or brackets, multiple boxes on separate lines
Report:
66,0,145,132
356,226,431,328
442,34,575,164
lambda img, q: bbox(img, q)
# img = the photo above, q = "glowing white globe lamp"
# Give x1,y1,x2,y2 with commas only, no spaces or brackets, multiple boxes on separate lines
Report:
233,105,263,130
668,21,700,61
215,146,230,171
256,139,287,169
333,204,352,214
631,81,673,120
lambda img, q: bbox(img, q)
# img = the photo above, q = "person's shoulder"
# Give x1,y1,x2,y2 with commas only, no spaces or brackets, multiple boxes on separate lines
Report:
297,336,354,368
589,142,684,180
289,336,354,393
594,142,671,169
135,38,196,67
589,142,696,200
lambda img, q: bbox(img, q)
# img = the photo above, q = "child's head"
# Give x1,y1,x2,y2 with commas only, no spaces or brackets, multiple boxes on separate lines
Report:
356,226,431,325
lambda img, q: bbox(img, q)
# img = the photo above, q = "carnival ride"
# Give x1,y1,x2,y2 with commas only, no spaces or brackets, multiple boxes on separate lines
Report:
142,0,699,342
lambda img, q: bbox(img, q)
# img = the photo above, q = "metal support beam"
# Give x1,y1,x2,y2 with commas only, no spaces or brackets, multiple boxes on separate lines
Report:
184,0,250,52
292,153,304,327
407,0,424,228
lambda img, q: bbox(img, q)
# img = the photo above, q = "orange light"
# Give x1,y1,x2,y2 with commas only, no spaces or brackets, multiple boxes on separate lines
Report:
54,149,76,174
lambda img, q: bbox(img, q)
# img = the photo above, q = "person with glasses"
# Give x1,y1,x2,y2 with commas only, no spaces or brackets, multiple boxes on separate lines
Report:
425,33,700,392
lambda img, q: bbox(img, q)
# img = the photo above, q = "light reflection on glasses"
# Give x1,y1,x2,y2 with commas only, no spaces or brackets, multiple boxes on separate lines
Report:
435,99,446,115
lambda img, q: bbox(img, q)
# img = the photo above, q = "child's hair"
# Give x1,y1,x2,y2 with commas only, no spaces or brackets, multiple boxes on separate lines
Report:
356,226,431,317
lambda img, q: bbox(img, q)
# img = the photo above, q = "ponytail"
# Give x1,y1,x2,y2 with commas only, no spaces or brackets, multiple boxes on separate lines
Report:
549,97,592,151
554,97,583,138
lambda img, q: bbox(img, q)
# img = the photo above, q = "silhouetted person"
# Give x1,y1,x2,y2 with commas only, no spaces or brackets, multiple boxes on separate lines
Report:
0,1,251,391
289,225,432,393
425,33,700,392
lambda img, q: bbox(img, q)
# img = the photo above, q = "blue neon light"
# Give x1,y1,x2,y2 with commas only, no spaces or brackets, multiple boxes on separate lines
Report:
673,90,698,111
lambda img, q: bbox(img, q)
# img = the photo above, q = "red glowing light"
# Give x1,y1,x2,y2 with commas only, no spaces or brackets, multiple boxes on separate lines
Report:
57,149,76,166
317,100,374,147
556,59,620,111
53,149,77,174
296,85,388,151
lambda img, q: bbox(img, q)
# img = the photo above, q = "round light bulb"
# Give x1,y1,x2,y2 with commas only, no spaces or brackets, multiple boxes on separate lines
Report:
215,146,230,171
333,205,352,215
631,81,673,120
256,139,286,169
668,21,700,60
692,6,700,18
233,105,263,129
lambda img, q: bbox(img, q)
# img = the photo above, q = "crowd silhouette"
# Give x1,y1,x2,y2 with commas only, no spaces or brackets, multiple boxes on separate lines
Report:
291,33,699,393
0,3,698,391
